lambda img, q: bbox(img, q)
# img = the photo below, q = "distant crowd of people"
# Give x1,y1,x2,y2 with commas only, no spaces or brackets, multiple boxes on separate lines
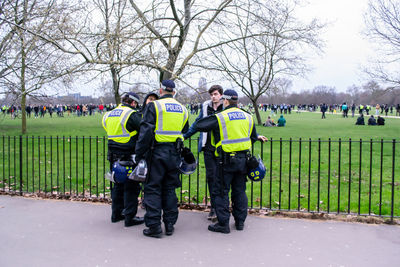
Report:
1,103,118,119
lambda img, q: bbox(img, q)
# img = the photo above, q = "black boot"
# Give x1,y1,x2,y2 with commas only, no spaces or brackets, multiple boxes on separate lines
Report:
111,213,125,223
124,216,145,227
165,223,174,236
143,225,162,238
235,221,244,231
208,222,230,234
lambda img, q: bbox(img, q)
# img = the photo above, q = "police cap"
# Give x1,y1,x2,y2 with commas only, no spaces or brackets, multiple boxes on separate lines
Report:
123,92,140,103
162,80,175,92
221,89,238,101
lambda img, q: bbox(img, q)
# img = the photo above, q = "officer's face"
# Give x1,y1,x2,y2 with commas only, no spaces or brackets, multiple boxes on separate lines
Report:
146,96,156,104
210,90,222,103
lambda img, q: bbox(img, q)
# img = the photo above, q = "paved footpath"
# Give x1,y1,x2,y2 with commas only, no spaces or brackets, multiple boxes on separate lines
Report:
1,195,399,267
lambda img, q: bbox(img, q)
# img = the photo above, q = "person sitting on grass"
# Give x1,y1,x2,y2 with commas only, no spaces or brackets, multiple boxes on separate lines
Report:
263,116,276,127
368,115,377,125
377,115,385,126
355,114,365,125
277,114,286,127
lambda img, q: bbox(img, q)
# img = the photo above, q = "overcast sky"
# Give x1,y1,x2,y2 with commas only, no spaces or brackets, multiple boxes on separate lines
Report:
292,0,373,93
74,0,374,97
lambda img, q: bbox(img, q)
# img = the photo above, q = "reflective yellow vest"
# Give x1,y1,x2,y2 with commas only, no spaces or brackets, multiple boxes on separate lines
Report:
153,98,188,142
102,104,137,143
214,107,253,155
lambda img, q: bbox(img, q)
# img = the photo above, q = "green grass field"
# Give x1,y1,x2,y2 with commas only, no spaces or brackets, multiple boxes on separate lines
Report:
0,110,399,217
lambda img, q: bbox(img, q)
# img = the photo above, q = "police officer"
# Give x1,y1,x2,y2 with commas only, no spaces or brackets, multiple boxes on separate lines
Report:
102,92,144,227
194,89,267,233
135,80,189,238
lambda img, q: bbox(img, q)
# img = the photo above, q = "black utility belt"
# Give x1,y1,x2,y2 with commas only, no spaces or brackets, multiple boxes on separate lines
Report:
154,142,176,147
221,151,249,161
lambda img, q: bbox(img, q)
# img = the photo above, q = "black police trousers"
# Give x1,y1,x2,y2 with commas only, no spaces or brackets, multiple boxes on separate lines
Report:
212,154,248,226
144,144,181,228
109,154,141,219
203,149,218,209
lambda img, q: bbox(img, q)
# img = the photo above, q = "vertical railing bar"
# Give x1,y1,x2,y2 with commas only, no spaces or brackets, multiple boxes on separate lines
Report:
25,136,28,193
250,143,254,209
63,136,66,195
8,136,10,192
279,138,282,210
82,136,85,197
50,136,53,195
69,136,72,197
269,138,273,210
13,136,16,193
260,141,264,210
2,136,5,192
358,139,362,215
288,138,292,211
390,139,395,222
96,136,99,197
307,138,311,212
44,136,47,195
103,136,106,198
379,139,383,216
298,138,302,211
188,138,192,206
76,136,78,197
89,136,92,197
19,136,22,195
338,138,342,214
32,136,34,193
38,136,41,194
369,139,373,215
196,138,200,205
57,136,59,195
317,138,321,212
328,138,331,213
348,138,352,214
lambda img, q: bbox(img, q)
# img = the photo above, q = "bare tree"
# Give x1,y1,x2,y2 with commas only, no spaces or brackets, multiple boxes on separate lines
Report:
364,0,400,87
127,0,241,82
0,0,76,134
196,0,323,124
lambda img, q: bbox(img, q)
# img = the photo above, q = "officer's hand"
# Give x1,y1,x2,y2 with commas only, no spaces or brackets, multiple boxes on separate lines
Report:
258,135,268,142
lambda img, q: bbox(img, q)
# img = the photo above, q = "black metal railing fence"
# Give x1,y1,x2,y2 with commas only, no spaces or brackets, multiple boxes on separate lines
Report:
0,136,398,220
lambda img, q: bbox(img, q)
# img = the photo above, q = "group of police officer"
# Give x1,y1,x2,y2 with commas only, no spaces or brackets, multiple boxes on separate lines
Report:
102,80,267,238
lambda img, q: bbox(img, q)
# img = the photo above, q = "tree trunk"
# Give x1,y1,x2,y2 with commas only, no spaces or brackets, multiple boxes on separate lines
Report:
20,35,27,134
110,66,120,104
251,99,262,125
160,54,177,82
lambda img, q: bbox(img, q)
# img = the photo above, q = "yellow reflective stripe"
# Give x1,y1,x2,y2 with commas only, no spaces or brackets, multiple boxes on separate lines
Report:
120,109,134,136
246,113,253,136
155,130,182,135
221,137,251,145
102,113,108,129
216,113,228,140
108,134,131,138
154,100,163,130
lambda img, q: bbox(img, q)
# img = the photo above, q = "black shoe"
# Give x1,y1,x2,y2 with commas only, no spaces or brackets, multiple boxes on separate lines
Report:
235,221,244,231
124,216,145,227
207,208,217,221
165,223,174,236
111,214,125,223
143,225,162,238
208,223,230,234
